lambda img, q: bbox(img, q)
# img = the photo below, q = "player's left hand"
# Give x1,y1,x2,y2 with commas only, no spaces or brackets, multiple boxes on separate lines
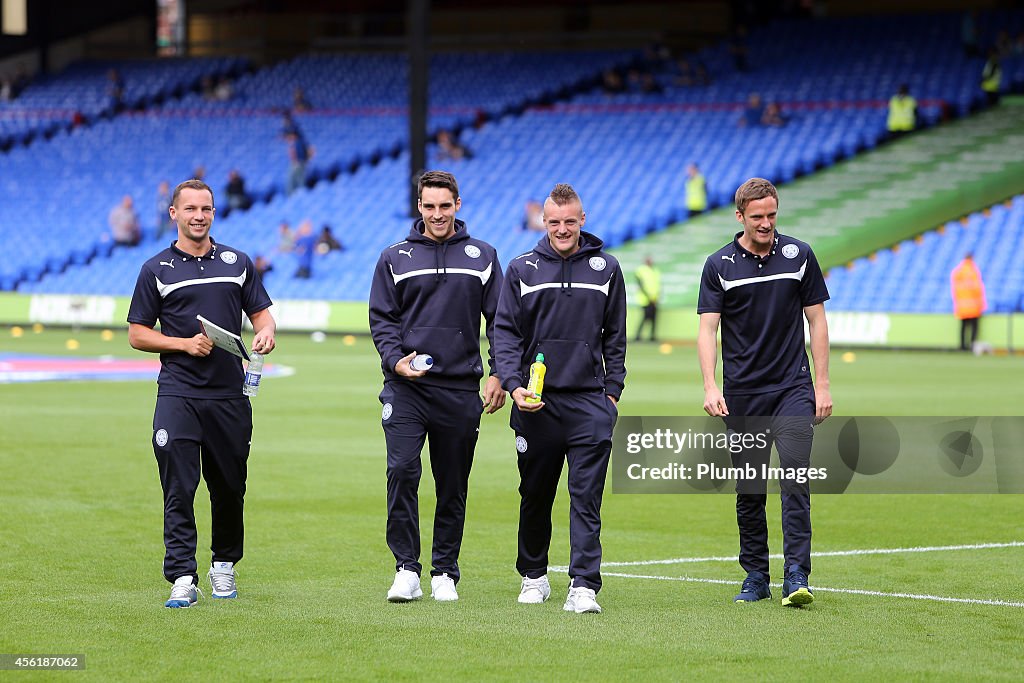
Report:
814,386,832,424
252,330,276,355
482,375,506,414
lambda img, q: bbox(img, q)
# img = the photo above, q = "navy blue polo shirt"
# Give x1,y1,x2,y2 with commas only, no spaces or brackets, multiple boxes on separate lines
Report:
697,231,829,395
128,239,272,398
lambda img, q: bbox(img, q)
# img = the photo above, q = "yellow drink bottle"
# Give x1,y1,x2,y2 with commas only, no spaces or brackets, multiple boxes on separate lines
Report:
525,353,546,403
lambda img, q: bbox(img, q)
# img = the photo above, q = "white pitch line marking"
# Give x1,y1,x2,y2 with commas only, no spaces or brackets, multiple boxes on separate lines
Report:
599,572,1024,608
553,541,1024,570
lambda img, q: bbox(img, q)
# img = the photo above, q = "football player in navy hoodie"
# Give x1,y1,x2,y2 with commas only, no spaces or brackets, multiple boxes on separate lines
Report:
369,171,505,603
494,183,627,614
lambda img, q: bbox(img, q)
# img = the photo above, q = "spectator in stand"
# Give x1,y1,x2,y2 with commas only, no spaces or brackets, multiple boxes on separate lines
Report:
214,76,234,101
12,65,30,98
522,200,545,232
674,57,711,88
226,170,252,211
738,93,764,127
316,224,344,254
639,73,663,95
437,130,471,162
201,75,217,101
601,69,625,95
107,68,125,112
293,86,312,112
761,102,788,127
281,111,298,137
254,254,274,280
192,165,206,182
286,129,313,194
156,181,174,240
276,221,295,254
110,195,141,247
293,221,316,279
0,77,12,102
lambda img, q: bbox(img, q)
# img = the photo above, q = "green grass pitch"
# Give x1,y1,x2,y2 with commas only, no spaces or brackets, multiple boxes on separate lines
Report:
1,327,1022,681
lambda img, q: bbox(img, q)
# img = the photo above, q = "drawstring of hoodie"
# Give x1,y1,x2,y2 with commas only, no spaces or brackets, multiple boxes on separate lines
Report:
560,258,573,296
434,241,449,282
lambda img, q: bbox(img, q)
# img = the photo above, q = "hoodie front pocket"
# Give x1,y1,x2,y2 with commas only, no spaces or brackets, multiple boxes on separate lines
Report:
528,339,602,391
403,327,474,376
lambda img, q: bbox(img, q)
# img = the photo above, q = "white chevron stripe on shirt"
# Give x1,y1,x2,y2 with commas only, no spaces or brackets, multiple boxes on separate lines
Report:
156,271,246,298
390,261,492,285
520,278,611,297
719,261,806,292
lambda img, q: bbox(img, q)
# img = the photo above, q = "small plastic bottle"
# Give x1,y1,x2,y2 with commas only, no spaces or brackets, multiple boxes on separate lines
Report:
243,352,264,396
524,353,546,403
410,354,434,372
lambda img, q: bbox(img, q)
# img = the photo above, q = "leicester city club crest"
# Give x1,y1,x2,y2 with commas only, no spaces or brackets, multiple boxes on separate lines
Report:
782,244,799,259
220,251,238,264
464,245,481,258
589,256,607,271
382,403,393,421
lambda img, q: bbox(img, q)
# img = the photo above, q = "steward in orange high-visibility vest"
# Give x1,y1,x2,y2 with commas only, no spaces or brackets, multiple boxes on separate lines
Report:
951,253,986,351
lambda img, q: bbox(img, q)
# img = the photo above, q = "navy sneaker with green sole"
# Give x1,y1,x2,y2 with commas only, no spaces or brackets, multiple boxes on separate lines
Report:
782,571,814,607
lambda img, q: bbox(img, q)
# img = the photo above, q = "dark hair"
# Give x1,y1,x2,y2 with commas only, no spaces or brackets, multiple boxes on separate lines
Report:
417,170,459,200
734,177,778,214
172,179,215,207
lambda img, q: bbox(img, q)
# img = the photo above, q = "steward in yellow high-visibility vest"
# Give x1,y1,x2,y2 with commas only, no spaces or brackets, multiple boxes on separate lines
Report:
981,49,1002,106
634,257,661,341
686,163,708,216
887,84,916,135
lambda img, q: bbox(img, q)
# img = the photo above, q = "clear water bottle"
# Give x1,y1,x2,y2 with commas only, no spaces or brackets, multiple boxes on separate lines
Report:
410,353,433,372
243,352,264,396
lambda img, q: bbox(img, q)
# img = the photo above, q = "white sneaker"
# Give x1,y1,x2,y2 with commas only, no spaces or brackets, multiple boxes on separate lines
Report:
208,561,237,599
563,586,602,614
165,575,199,608
387,569,423,602
518,575,551,604
430,573,459,602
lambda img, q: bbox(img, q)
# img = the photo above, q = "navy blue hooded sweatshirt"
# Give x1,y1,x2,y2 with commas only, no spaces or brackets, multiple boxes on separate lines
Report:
369,219,502,392
494,231,627,400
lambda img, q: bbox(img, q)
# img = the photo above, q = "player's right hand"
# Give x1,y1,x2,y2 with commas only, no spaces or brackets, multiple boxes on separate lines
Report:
184,333,214,357
703,387,729,417
512,387,544,412
394,351,428,378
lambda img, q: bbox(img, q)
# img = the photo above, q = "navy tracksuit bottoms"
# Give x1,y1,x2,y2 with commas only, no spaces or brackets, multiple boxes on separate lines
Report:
724,383,815,578
380,380,482,583
152,396,252,585
511,391,617,593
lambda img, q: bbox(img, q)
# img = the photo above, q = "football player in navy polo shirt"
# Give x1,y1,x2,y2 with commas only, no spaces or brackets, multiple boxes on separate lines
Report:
369,170,505,603
127,179,276,608
697,177,831,607
494,183,627,614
